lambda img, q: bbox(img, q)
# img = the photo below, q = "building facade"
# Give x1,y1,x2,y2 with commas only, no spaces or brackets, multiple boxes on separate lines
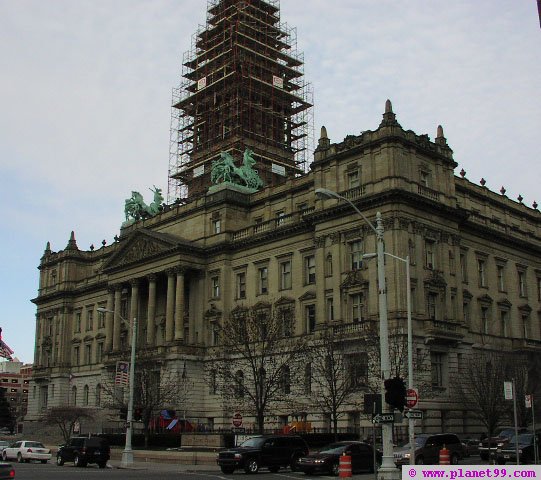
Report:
0,360,32,432
27,0,541,437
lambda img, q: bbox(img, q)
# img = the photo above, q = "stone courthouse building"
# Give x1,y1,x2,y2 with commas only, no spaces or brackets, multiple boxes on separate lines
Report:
27,0,541,436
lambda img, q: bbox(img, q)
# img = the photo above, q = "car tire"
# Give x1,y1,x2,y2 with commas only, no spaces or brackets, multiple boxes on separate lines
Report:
41,460,48,464
17,453,23,464
415,456,424,465
220,466,235,474
497,458,506,465
74,454,86,468
98,462,107,469
56,455,65,466
290,454,301,472
2,452,7,461
269,466,280,473
244,458,259,474
451,453,459,465
332,462,340,476
480,453,488,461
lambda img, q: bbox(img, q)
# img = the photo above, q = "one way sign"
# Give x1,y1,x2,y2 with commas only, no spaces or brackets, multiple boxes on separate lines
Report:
372,413,394,424
404,410,423,419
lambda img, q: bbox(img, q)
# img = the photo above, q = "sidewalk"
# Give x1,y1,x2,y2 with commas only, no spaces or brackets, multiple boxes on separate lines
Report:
108,448,220,472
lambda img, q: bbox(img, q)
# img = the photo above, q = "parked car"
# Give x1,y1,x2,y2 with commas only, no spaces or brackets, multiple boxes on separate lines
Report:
56,436,110,468
0,462,14,479
297,441,381,476
0,443,9,454
496,432,540,465
478,427,529,461
460,438,480,457
393,433,463,465
216,434,309,474
2,440,51,464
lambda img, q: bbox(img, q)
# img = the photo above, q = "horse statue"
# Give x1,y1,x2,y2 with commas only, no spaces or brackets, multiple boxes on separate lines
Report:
210,149,263,190
124,186,164,222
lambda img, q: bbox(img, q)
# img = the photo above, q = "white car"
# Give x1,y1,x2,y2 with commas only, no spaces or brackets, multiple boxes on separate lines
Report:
2,440,51,463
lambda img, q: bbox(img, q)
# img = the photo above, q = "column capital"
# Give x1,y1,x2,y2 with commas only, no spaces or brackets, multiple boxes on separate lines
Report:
175,266,188,275
130,278,140,287
165,268,176,277
147,273,158,282
113,284,124,292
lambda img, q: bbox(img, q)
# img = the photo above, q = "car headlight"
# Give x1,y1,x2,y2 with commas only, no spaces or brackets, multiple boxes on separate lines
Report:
314,459,325,464
404,453,410,458
497,442,504,447
234,453,242,459
518,449,523,454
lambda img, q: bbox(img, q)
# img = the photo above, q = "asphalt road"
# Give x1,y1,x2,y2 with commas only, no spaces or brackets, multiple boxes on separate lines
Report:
8,455,492,480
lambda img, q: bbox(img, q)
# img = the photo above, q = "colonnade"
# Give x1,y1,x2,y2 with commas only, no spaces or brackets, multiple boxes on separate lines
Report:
104,268,188,352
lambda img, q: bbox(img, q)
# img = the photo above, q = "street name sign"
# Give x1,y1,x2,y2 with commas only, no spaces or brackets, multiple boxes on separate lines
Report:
404,410,423,420
372,413,394,424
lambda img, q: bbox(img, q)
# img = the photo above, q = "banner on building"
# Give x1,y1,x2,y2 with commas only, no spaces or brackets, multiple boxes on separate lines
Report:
115,361,130,386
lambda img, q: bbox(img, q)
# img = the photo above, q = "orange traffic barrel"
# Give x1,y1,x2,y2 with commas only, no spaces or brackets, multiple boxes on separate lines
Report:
439,445,450,465
339,453,352,478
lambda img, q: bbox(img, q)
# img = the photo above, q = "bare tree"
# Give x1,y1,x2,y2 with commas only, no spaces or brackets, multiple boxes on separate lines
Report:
41,406,95,443
308,325,365,439
101,359,190,447
208,304,309,433
454,351,514,438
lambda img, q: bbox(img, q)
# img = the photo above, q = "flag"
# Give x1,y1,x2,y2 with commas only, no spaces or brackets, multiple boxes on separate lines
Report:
115,361,130,386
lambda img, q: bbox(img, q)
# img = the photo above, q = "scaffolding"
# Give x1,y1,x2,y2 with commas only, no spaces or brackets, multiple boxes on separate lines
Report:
168,0,314,201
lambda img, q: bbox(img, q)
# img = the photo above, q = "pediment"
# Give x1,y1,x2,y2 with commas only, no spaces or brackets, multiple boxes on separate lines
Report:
103,229,187,271
275,296,295,306
298,291,316,302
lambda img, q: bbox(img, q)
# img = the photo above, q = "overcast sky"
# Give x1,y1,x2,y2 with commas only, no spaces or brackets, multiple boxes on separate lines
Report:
1,1,539,363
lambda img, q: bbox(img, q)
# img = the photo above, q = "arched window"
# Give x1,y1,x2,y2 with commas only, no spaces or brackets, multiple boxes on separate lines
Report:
94,384,101,406
71,386,77,406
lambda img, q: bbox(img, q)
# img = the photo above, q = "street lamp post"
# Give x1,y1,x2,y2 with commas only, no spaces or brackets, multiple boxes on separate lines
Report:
97,307,137,468
315,188,398,479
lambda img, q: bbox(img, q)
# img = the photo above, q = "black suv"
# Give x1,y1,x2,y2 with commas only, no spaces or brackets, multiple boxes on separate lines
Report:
216,435,309,474
394,433,464,465
56,436,110,468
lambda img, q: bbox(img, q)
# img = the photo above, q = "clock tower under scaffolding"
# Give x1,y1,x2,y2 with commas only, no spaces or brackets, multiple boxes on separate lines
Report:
168,0,313,200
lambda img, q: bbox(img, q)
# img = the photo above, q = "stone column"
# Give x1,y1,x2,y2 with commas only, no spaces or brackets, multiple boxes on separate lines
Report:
165,270,175,342
129,279,139,347
113,285,122,351
105,288,114,352
147,274,157,345
51,310,58,366
175,268,185,341
34,314,41,366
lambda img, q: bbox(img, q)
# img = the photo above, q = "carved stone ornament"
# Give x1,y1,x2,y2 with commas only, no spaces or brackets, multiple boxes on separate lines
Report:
340,270,366,289
114,237,170,268
424,270,447,289
314,236,326,248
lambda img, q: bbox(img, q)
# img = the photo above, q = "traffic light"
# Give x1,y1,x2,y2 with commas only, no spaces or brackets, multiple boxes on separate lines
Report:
384,376,407,411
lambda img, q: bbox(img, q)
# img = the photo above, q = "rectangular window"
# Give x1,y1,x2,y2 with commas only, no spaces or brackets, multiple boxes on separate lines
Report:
236,272,246,299
305,305,316,333
427,292,438,320
280,261,292,290
351,293,363,323
518,271,527,297
350,240,363,270
258,267,268,294
460,252,467,282
481,307,489,334
537,277,541,302
449,251,455,275
73,346,80,366
96,342,103,363
347,170,360,189
326,297,334,322
86,310,93,331
420,170,430,187
211,276,220,299
523,315,530,338
276,211,286,226
477,259,486,287
346,353,368,390
430,352,444,387
75,312,81,333
500,310,509,337
463,302,470,323
213,219,221,234
305,255,316,284
497,265,505,292
425,240,435,269
85,344,92,364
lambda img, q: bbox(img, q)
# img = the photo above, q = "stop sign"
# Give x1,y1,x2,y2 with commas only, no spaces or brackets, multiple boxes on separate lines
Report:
232,412,243,427
406,388,418,408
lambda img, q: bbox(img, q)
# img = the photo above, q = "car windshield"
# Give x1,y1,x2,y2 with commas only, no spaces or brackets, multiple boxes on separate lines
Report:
497,429,516,439
510,433,533,444
25,442,45,448
319,443,348,454
240,437,266,448
401,437,427,448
